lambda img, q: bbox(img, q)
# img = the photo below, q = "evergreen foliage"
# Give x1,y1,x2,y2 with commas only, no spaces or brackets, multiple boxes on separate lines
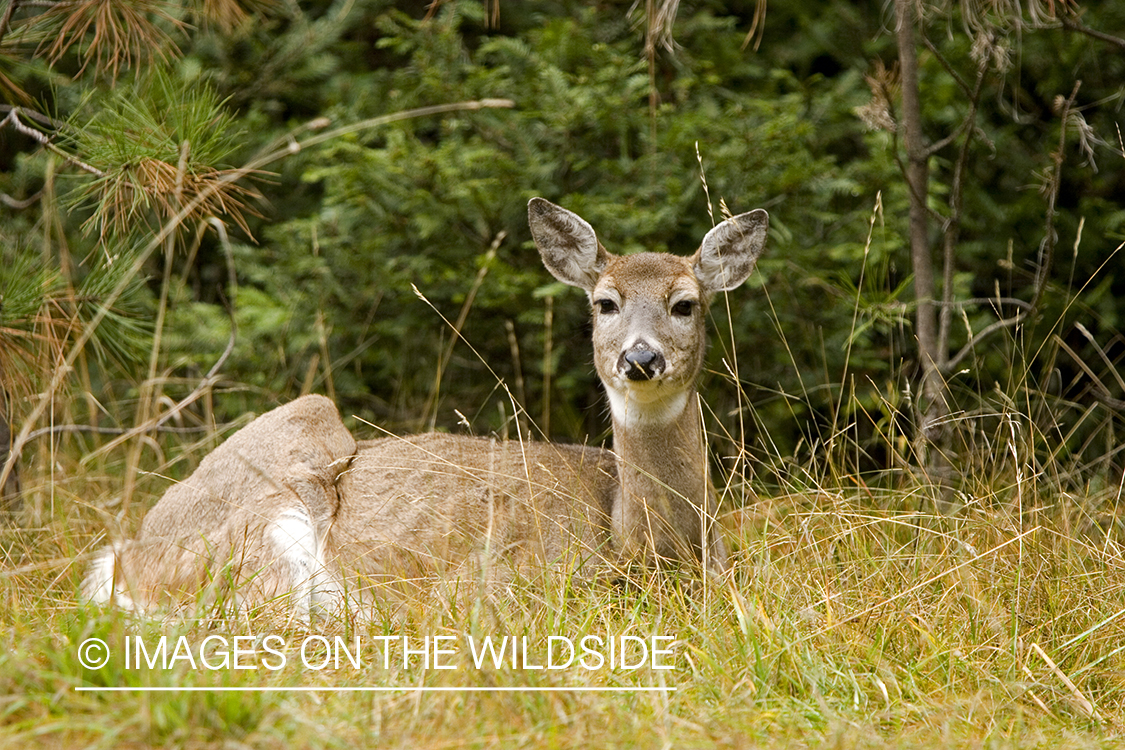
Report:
1,0,1123,489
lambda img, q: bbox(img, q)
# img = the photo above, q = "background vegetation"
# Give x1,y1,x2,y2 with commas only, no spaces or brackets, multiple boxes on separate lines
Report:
1,0,1124,747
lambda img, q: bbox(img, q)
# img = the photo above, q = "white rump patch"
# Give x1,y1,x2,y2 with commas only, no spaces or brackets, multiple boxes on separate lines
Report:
82,547,117,603
269,506,340,617
82,546,139,611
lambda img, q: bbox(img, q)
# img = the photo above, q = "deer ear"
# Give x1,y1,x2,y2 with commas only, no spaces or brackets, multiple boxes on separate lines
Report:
692,209,769,294
529,198,611,292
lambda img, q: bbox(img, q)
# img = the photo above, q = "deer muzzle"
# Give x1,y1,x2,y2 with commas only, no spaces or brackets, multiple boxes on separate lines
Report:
621,341,665,381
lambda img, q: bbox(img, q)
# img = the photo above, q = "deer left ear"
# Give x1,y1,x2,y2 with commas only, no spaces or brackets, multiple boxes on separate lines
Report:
692,209,769,294
529,197,612,292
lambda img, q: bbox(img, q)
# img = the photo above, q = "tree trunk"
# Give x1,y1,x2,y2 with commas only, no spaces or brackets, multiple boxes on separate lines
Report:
894,0,948,469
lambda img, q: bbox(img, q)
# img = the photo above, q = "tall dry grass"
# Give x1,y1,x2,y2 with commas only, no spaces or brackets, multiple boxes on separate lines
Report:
2,196,1124,749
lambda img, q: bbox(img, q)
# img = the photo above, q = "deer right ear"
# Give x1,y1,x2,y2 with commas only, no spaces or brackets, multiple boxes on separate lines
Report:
529,198,610,292
693,209,769,294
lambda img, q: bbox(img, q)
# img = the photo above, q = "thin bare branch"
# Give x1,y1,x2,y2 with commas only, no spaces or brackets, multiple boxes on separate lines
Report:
0,189,41,208
937,54,990,359
939,296,1033,311
944,314,1025,372
0,107,107,177
920,34,970,95
0,104,63,129
85,217,240,467
943,82,1082,374
1060,16,1125,51
740,0,767,51
1031,81,1081,309
26,422,213,440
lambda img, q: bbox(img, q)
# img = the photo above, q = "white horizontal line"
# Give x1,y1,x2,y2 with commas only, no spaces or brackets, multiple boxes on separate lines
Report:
74,686,675,693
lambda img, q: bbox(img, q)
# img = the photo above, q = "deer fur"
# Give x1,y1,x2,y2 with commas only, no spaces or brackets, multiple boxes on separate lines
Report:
83,198,768,617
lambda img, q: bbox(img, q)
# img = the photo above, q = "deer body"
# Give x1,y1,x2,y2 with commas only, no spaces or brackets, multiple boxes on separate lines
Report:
84,198,768,616
332,435,619,586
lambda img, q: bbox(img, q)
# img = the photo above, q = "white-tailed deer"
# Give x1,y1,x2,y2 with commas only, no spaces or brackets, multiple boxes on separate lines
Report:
84,198,768,617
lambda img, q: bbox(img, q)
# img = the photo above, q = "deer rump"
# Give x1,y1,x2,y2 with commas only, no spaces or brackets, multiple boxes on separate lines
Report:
83,197,768,618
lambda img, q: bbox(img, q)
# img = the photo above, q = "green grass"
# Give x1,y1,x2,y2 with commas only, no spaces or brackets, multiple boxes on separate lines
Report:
3,447,1124,749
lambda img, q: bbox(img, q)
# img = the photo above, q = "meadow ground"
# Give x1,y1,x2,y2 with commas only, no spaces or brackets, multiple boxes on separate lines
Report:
2,434,1123,750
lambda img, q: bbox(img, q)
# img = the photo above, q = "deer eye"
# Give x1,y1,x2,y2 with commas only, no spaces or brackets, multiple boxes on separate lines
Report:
596,299,619,315
671,299,695,317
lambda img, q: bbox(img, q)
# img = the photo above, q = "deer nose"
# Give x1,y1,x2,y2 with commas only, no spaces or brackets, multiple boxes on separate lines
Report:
621,342,665,381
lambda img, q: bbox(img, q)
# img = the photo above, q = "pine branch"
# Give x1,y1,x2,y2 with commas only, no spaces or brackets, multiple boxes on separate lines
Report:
39,0,185,79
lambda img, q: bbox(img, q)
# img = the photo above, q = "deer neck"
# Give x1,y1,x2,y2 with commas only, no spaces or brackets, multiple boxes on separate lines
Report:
607,385,713,562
